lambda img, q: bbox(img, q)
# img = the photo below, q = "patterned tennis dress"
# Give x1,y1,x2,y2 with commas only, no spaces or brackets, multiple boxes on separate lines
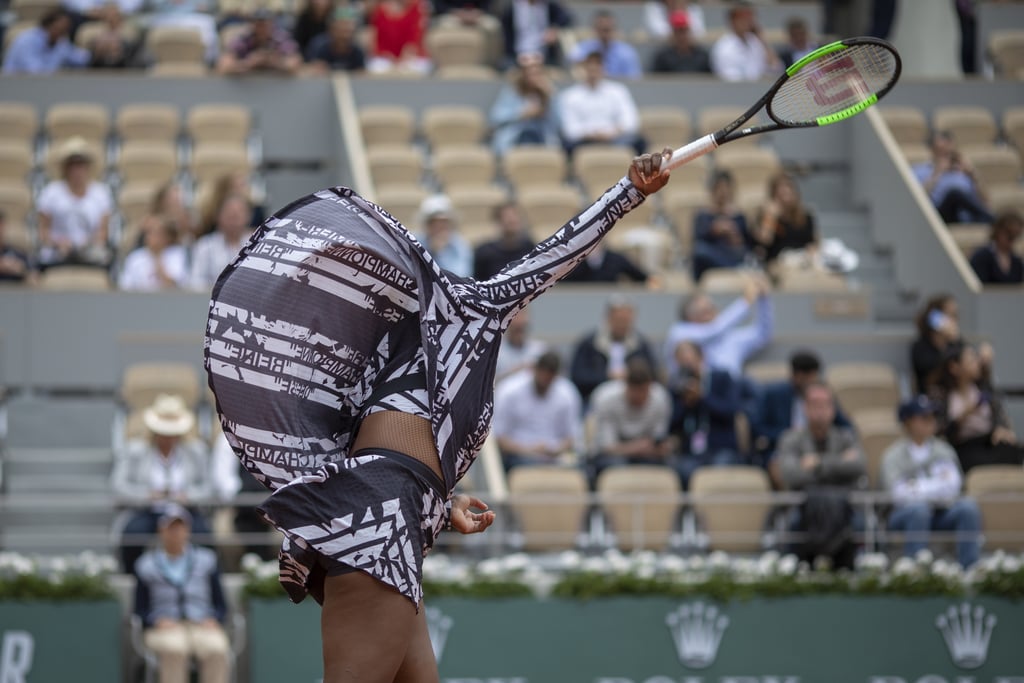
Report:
204,177,646,605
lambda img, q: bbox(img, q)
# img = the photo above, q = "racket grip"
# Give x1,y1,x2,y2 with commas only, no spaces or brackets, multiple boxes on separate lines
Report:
666,134,719,171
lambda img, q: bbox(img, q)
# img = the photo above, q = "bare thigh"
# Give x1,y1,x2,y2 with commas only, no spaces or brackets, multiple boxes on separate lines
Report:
394,605,440,683
321,571,420,683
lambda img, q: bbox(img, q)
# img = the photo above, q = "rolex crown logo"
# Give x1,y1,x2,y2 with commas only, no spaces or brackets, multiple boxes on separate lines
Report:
935,603,997,670
665,601,730,669
426,606,454,663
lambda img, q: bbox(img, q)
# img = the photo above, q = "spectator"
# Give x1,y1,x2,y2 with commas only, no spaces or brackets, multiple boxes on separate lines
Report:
83,4,138,68
147,0,218,63
569,294,659,404
969,210,1023,285
493,350,583,472
563,243,649,284
133,505,231,683
217,9,302,75
569,10,642,80
415,194,473,278
500,0,572,69
776,16,818,69
559,51,644,156
649,10,711,75
473,201,536,280
909,293,993,395
63,0,143,38
691,170,752,281
710,2,780,82
668,340,744,488
365,0,431,75
152,181,199,246
777,381,865,569
292,0,334,57
882,395,982,568
305,7,366,72
752,172,818,265
189,194,254,291
36,137,114,269
119,214,189,291
645,0,705,41
662,275,773,378
495,307,547,383
2,8,91,74
197,172,265,237
0,211,32,284
589,358,673,481
489,53,562,158
934,343,1024,473
111,394,212,571
913,131,993,225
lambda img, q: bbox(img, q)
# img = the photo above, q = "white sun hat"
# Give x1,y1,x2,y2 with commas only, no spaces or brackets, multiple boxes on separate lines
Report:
142,394,195,437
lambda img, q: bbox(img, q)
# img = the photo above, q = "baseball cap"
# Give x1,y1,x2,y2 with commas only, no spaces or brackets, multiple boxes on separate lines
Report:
669,10,690,30
420,194,454,221
898,395,938,422
157,504,193,529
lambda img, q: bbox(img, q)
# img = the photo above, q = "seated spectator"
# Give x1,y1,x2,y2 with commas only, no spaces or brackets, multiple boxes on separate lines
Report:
82,4,138,68
489,53,562,158
649,10,711,75
2,8,91,74
495,307,547,383
909,293,992,395
563,243,649,284
473,201,536,280
63,0,143,38
589,358,673,482
217,9,302,76
569,294,660,404
934,343,1024,473
662,274,772,378
752,172,818,265
152,181,199,246
882,395,981,568
147,0,218,63
305,7,366,72
500,0,572,69
111,394,212,571
197,172,265,237
776,16,818,69
913,131,993,225
0,211,32,284
710,2,780,82
415,194,473,278
133,505,231,683
569,10,642,80
777,381,865,569
969,210,1023,285
494,351,583,472
37,137,114,269
558,50,644,156
645,0,705,41
292,0,334,57
189,194,254,291
668,340,743,488
691,170,753,281
119,214,189,291
365,0,431,75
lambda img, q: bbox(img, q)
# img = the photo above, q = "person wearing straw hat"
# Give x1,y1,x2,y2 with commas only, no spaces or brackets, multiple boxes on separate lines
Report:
111,394,213,572
36,136,114,269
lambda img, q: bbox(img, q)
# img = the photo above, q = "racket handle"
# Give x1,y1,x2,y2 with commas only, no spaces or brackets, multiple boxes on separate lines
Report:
666,134,719,171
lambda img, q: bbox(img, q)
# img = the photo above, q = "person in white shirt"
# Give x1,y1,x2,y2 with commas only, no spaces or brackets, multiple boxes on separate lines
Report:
881,395,982,567
558,50,643,155
493,351,583,471
495,307,547,383
709,2,780,82
189,194,253,291
36,137,114,268
119,214,190,291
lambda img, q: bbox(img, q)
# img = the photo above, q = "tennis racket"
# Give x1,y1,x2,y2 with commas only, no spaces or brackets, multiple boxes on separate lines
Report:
666,37,902,171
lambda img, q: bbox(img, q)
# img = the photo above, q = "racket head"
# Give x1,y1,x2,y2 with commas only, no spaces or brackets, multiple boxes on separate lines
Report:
766,37,902,129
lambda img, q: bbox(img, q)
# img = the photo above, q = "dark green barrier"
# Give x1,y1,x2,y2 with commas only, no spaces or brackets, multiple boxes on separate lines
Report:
248,597,1024,683
0,601,121,682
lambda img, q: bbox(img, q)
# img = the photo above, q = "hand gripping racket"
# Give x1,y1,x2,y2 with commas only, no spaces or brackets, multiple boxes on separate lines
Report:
666,37,902,170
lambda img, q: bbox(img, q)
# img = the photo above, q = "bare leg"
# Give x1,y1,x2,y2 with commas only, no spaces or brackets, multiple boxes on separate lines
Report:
394,604,440,683
321,571,419,683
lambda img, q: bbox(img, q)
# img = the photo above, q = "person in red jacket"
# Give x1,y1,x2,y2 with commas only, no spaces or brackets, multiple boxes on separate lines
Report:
367,0,431,74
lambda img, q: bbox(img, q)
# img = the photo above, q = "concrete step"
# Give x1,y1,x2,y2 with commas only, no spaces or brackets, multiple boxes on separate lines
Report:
6,396,117,449
6,474,111,494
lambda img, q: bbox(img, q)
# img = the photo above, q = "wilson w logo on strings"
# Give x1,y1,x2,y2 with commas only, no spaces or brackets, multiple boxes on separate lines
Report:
804,55,871,107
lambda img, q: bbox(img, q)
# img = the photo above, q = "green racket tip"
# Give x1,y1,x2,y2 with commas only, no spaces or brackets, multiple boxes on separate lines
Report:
786,39,846,76
816,95,878,126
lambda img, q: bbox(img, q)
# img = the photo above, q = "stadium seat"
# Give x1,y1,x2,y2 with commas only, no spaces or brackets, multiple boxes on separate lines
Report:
850,407,901,434
75,19,140,51
961,145,1021,192
373,185,427,228
425,26,486,69
714,147,781,191
116,104,181,145
606,224,672,272
519,186,582,240
639,107,692,153
44,103,110,146
743,361,789,385
507,465,589,551
367,145,424,190
11,0,59,21
776,268,847,293
949,223,990,257
660,156,709,195
358,106,416,149
900,143,931,168
433,145,497,190
37,266,112,291
879,106,929,147
435,65,498,80
932,106,998,147
188,143,250,186
858,421,903,489
597,465,680,551
1002,107,1024,160
186,104,251,146
0,102,38,144
0,181,32,226
699,268,749,294
826,362,900,416
572,145,633,199
689,465,771,552
448,185,508,230
501,146,567,192
988,30,1024,78
988,185,1024,214
149,62,209,77
421,106,486,149
0,141,33,183
43,138,106,179
965,464,1024,551
117,180,160,227
147,25,206,66
663,188,705,255
117,141,178,186
699,106,757,148
120,362,202,415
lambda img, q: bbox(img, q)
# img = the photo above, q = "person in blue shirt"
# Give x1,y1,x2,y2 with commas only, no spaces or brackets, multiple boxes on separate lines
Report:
569,10,643,80
2,8,91,74
912,130,993,224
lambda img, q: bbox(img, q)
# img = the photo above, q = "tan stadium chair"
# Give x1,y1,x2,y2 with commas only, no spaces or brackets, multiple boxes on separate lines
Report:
879,106,928,147
736,188,768,225
4,220,33,254
743,361,790,385
606,224,672,272
149,62,209,77
850,407,901,434
777,268,847,293
117,180,161,226
933,106,997,148
699,268,750,294
147,25,206,66
508,465,589,551
859,421,903,489
597,465,680,551
436,64,498,80
699,106,757,148
0,103,38,144
373,185,427,228
0,141,33,183
44,138,106,179
900,143,931,168
448,185,508,228
572,145,633,199
188,142,250,186
75,19,140,51
690,465,771,552
519,186,582,240
613,195,656,230
37,266,112,291
367,145,424,191
421,106,486,149
186,104,251,146
433,145,496,190
425,26,485,69
120,362,202,413
989,30,1024,78
117,141,178,186
663,188,706,254
826,362,900,416
640,107,692,153
116,104,181,145
661,156,709,195
961,145,1021,191
0,181,33,227
950,223,990,257
965,465,1024,552
988,185,1024,214
359,106,416,150
501,147,567,192
44,103,110,146
1002,108,1024,161
11,0,59,21
714,147,781,191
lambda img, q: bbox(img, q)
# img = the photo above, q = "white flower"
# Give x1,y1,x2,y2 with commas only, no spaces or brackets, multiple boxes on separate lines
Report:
708,551,730,571
657,555,686,573
557,550,582,570
892,557,917,576
777,554,799,576
241,553,264,572
855,553,889,573
633,551,658,567
914,549,934,566
501,553,531,572
476,558,503,577
635,565,656,580
581,556,610,574
686,555,706,572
